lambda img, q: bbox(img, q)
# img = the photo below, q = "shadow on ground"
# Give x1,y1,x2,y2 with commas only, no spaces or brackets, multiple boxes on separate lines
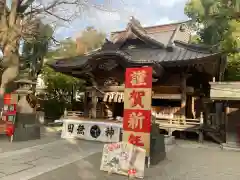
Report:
30,150,174,180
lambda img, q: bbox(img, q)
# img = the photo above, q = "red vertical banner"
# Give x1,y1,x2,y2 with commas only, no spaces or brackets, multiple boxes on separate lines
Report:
3,93,18,136
123,67,152,156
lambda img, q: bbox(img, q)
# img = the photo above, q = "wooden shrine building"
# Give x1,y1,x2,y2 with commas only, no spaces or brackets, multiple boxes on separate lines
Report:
50,17,227,137
210,82,240,148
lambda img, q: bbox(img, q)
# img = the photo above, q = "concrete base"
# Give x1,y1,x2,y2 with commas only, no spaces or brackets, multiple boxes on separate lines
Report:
164,135,175,145
221,142,240,151
149,134,166,166
12,113,41,142
147,124,166,166
13,125,41,142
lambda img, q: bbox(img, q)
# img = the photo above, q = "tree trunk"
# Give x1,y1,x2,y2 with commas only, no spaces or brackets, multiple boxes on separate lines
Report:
0,45,20,95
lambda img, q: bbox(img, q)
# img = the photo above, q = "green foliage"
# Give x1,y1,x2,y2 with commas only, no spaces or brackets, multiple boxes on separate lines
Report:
185,0,240,52
41,64,85,118
185,0,240,81
225,53,240,81
22,22,54,79
190,34,202,44
46,38,79,59
41,27,105,117
42,65,84,101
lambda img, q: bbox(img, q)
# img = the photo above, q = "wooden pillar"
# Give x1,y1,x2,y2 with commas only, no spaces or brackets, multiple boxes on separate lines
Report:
84,91,88,117
192,96,196,119
91,88,97,119
199,112,204,143
225,102,229,143
180,74,187,118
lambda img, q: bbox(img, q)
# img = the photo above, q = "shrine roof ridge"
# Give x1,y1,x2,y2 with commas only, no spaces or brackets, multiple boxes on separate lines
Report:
111,19,191,34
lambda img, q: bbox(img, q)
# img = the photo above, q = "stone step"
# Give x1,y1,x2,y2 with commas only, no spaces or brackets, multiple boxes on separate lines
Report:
221,142,240,151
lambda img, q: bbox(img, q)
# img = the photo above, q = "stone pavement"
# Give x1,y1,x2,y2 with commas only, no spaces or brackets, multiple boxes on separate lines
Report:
0,138,103,180
0,134,60,154
31,140,240,180
1,135,240,180
0,126,62,153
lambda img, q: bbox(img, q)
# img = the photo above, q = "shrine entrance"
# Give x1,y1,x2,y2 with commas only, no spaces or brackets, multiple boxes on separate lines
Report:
113,102,124,118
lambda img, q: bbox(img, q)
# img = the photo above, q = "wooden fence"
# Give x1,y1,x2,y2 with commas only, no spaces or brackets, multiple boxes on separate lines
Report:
154,113,204,136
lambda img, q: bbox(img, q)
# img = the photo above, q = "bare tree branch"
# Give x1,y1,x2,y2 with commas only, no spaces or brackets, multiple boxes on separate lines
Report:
44,10,73,22
0,0,126,52
50,36,60,45
1,0,8,27
9,0,19,26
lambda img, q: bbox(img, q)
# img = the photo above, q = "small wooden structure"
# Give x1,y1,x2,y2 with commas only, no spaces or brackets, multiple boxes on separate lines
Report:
50,17,226,140
210,82,240,147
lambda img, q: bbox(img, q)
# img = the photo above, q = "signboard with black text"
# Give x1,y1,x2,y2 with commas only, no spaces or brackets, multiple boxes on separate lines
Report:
61,119,122,143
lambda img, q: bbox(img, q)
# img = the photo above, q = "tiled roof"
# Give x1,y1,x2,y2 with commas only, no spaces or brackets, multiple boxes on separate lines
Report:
111,18,191,46
50,17,221,72
50,45,219,71
125,47,218,64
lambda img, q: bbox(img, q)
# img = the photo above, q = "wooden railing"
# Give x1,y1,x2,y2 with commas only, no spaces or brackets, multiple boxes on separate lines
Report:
155,113,203,132
61,110,84,119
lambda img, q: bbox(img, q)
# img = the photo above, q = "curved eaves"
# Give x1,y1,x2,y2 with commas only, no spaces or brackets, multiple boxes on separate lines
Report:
129,19,166,48
174,40,220,54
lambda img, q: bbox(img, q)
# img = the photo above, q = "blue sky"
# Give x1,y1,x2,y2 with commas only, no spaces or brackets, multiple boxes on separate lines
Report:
53,0,190,40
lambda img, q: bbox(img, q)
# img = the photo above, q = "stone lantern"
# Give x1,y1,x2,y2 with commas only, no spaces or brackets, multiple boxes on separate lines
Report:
12,78,41,141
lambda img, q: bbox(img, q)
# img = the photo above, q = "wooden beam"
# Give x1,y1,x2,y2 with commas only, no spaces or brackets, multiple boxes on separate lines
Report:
153,94,181,100
86,85,194,93
153,63,165,77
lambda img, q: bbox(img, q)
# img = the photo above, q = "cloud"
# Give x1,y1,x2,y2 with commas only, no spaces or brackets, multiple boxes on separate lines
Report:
143,17,175,27
54,0,189,39
158,0,187,7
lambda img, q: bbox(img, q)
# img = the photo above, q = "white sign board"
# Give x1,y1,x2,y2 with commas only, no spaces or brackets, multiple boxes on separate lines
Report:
61,119,122,143
100,142,146,178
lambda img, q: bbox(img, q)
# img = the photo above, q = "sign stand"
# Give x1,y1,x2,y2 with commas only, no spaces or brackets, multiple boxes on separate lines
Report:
122,67,153,169
100,67,166,178
10,135,13,142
